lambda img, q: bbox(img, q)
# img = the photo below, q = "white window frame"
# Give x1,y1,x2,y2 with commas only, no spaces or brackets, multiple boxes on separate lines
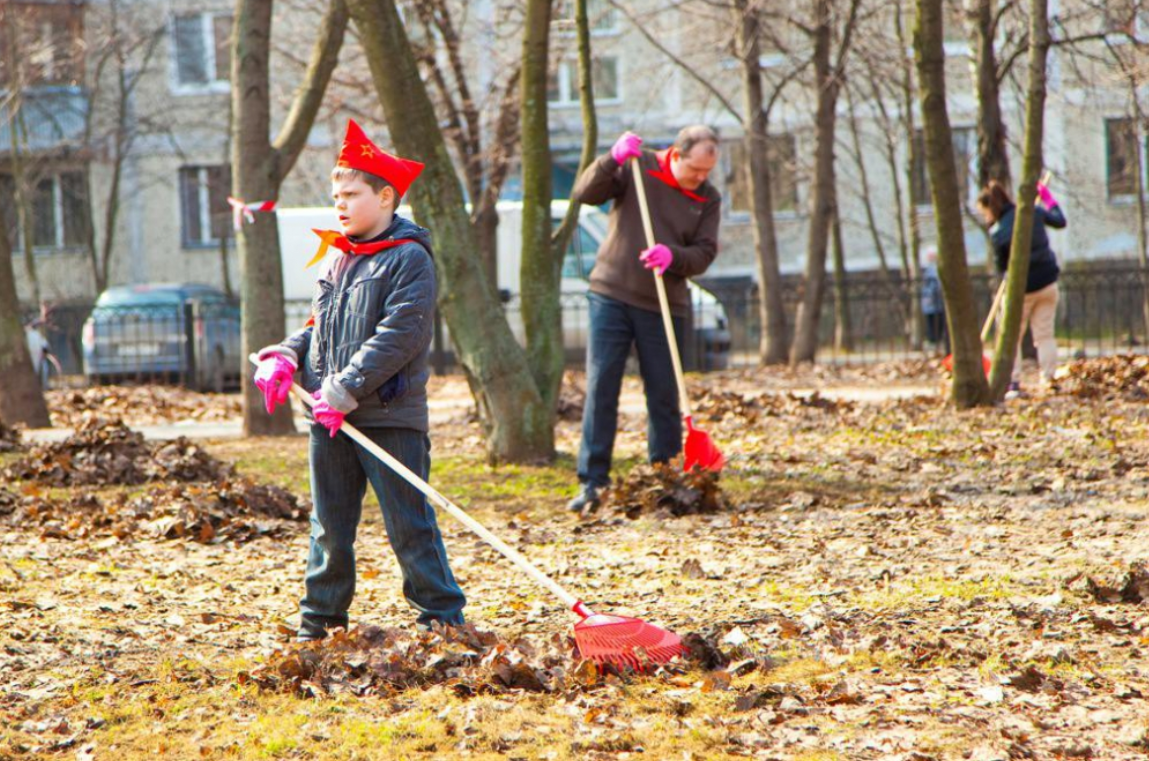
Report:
548,55,622,108
169,11,231,95
4,171,85,253
180,165,230,248
1105,116,1143,205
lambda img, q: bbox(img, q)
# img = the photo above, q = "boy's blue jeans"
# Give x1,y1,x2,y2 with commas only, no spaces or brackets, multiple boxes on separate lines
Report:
577,292,684,489
298,424,466,638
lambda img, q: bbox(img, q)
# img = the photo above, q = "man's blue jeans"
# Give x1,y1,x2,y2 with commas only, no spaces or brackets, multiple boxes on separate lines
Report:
299,425,466,638
577,292,684,489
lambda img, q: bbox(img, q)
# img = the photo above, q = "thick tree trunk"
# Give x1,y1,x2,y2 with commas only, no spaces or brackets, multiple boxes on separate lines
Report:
346,0,553,462
734,0,788,365
233,0,347,436
0,199,50,427
790,0,837,364
519,0,561,423
915,0,991,407
987,0,1048,399
1134,111,1149,340
972,0,1011,189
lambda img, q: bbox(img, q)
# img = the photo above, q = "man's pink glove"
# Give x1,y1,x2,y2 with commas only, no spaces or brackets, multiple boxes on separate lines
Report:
1036,182,1058,209
611,132,642,165
640,244,673,276
253,354,296,415
311,390,345,438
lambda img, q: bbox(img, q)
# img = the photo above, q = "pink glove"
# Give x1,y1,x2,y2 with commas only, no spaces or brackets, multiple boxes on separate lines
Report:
253,353,296,415
611,132,643,165
1036,182,1057,209
640,244,673,276
311,390,345,438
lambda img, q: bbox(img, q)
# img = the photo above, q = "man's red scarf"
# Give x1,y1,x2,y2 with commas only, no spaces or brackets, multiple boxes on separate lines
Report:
647,149,707,203
301,229,418,327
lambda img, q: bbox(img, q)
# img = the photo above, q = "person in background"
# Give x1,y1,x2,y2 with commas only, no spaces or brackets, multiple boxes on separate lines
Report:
920,248,947,355
976,179,1067,397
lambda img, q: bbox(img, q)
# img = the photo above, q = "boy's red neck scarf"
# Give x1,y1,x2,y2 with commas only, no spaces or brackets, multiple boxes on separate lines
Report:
305,228,417,268
647,149,707,203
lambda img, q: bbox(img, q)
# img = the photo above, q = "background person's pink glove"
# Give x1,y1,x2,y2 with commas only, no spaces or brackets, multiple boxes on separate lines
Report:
1036,182,1058,209
640,243,673,276
311,390,345,438
253,353,296,415
611,132,643,165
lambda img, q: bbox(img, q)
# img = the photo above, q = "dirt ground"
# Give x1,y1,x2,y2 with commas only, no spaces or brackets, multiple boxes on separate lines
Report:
4,359,1149,760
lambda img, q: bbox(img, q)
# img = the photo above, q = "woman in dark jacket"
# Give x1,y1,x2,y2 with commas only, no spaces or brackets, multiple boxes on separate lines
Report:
976,180,1067,393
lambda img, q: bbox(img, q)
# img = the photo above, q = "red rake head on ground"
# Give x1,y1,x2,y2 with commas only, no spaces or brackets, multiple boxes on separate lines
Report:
684,416,725,473
571,602,684,669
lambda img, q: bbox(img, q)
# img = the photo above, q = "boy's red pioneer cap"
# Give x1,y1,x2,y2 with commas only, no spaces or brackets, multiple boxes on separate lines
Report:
336,119,424,196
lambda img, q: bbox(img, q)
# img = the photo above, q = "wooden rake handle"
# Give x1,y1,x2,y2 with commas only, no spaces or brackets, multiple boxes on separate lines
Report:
982,279,1007,344
248,355,584,612
630,158,692,418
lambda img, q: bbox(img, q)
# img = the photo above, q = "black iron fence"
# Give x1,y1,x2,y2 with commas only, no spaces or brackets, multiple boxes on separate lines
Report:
25,262,1149,389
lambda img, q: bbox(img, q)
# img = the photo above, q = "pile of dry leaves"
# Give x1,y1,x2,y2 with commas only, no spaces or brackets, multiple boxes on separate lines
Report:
4,417,232,486
46,386,242,429
602,463,725,519
1057,355,1149,400
0,479,308,543
0,421,21,453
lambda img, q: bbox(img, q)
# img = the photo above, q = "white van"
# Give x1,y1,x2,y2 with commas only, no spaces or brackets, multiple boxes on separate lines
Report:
276,202,730,368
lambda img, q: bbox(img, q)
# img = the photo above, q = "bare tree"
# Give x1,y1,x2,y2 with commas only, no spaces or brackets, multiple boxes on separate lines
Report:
915,0,991,406
231,0,349,436
0,189,49,427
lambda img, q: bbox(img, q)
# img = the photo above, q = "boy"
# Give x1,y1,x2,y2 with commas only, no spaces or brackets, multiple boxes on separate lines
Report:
253,120,466,641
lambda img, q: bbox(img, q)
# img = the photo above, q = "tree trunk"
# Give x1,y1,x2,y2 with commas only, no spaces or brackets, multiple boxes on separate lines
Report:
346,0,553,462
1128,83,1149,342
831,206,852,353
552,0,598,263
0,193,50,427
972,0,1011,189
897,1,925,350
233,0,347,436
734,0,788,365
987,0,1048,399
790,0,837,364
915,0,991,407
519,0,561,423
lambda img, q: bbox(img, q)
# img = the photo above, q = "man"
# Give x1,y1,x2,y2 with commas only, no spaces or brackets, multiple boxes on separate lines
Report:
567,125,722,513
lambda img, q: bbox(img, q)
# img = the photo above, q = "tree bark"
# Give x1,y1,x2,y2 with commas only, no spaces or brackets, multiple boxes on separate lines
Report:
519,0,561,423
987,0,1048,399
831,205,852,353
0,188,50,427
552,0,597,269
972,0,1012,189
915,0,991,407
232,0,347,436
346,0,553,462
733,0,788,365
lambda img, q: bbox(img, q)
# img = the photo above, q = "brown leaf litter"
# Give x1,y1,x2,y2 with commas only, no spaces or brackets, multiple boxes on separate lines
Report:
45,385,242,429
4,416,232,486
601,462,725,518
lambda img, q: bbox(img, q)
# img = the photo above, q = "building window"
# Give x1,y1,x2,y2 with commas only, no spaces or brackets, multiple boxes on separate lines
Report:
0,170,87,251
179,165,232,247
1106,117,1141,199
172,12,232,90
547,55,621,106
724,134,799,216
0,3,84,87
911,126,976,208
554,0,620,35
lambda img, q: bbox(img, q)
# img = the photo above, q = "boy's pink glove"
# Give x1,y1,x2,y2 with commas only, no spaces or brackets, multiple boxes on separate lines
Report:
611,132,643,165
311,390,345,438
1036,182,1058,209
640,244,673,276
253,353,296,415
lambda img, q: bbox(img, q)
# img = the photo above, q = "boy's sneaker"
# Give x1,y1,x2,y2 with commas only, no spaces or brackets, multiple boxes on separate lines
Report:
1005,381,1022,400
566,484,601,513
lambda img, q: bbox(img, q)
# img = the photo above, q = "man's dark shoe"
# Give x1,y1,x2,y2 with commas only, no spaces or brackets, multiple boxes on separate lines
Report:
567,484,601,513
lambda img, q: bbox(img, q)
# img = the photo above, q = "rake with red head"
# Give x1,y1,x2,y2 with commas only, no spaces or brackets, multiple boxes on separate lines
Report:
252,359,685,670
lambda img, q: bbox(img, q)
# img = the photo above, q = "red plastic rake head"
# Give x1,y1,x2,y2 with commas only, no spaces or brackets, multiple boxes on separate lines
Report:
684,416,725,473
571,602,684,669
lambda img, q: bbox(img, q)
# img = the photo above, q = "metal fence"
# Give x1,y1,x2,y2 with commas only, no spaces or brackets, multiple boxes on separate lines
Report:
25,262,1149,389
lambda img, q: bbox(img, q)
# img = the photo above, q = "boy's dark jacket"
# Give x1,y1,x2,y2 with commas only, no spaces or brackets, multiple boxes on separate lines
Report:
277,215,435,432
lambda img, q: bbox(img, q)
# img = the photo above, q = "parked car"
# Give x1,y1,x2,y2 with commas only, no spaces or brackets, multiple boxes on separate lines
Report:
277,201,731,368
82,283,241,391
